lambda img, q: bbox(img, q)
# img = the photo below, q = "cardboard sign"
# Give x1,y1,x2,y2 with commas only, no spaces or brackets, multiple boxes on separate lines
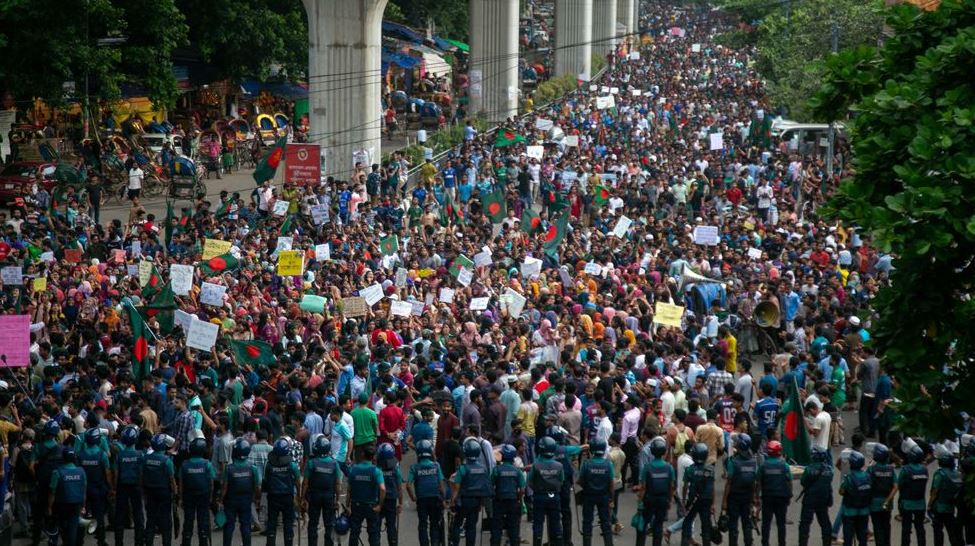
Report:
186,319,219,351
584,262,602,276
395,267,408,287
526,145,544,160
469,297,490,311
360,283,384,306
1,266,22,285
272,200,290,216
276,237,293,252
457,267,473,287
300,294,327,313
314,244,331,262
342,296,368,317
534,118,554,131
285,143,322,186
596,96,616,110
174,310,195,333
564,135,579,147
558,266,573,287
748,247,763,260
410,299,425,316
691,43,701,53
310,205,328,225
521,257,542,279
709,132,724,151
654,302,685,328
64,248,82,263
170,264,195,295
138,261,153,286
33,277,47,292
473,252,493,268
202,238,232,260
0,315,30,366
277,251,304,276
503,288,527,318
112,249,127,263
199,282,227,306
630,51,641,60
693,225,720,246
390,301,413,317
439,288,455,303
613,216,633,238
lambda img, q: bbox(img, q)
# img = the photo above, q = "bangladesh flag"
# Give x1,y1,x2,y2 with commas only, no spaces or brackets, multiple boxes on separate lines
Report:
494,129,526,148
253,136,288,185
379,235,399,256
521,208,542,234
126,301,151,383
440,193,465,226
593,185,611,206
141,265,163,300
780,376,811,465
542,213,569,254
484,190,507,223
449,254,475,278
230,339,277,368
546,190,569,212
198,252,240,277
280,214,296,235
215,197,233,218
146,282,177,334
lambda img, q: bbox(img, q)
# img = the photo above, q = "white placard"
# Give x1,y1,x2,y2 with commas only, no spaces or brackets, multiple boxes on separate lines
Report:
199,282,227,306
526,145,544,160
503,288,527,318
395,267,408,287
410,299,425,316
127,265,139,277
630,51,641,60
315,243,331,262
584,262,602,276
170,264,194,296
600,86,610,94
310,205,328,225
439,287,455,303
709,132,724,151
534,118,554,131
473,251,493,268
596,96,616,110
0,266,22,285
390,301,413,317
361,283,384,306
272,200,290,216
693,225,720,246
40,252,55,262
174,309,195,332
747,247,763,260
631,89,642,97
564,135,579,147
186,320,219,351
691,43,701,53
613,216,633,238
756,109,765,120
276,237,293,252
610,87,619,95
457,267,473,287
558,266,573,286
521,257,542,279
138,261,153,286
131,241,142,258
469,297,490,311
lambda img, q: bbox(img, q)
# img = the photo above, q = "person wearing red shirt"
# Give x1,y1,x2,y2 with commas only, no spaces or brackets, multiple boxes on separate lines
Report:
378,390,406,459
809,244,832,268
726,183,743,207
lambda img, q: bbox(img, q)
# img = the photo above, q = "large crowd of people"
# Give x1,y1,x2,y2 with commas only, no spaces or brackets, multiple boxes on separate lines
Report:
0,3,972,546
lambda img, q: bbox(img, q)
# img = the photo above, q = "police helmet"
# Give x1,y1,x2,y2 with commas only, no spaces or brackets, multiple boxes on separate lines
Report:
545,426,566,445
463,439,482,461
150,433,169,452
907,444,925,464
500,444,518,462
335,514,351,535
44,419,61,438
312,435,331,457
120,425,139,446
272,438,291,457
233,438,252,460
84,427,102,446
377,443,397,469
189,437,207,457
811,447,831,464
650,436,667,459
938,453,956,469
538,436,558,458
62,448,77,464
691,442,709,464
849,450,865,471
590,440,607,458
872,444,890,464
416,439,434,459
735,433,752,455
766,440,782,458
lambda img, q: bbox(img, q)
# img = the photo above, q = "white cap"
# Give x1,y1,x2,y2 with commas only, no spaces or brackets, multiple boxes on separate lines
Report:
849,316,861,327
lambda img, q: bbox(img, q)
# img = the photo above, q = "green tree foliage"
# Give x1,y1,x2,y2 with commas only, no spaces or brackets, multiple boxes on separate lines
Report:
810,0,975,440
0,0,187,108
389,0,469,41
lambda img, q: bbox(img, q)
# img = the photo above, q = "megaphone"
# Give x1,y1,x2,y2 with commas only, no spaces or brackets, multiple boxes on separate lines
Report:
676,263,724,293
81,515,96,535
754,301,780,328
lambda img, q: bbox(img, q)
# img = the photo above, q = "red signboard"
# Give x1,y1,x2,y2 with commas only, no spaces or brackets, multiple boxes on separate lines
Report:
285,143,321,186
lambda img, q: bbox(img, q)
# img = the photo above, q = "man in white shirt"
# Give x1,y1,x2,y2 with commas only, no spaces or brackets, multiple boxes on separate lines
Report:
660,377,676,427
258,180,274,214
805,401,832,451
127,165,144,200
594,401,614,445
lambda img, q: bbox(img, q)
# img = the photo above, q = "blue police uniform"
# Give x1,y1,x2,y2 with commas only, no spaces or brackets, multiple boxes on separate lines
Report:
407,459,445,546
347,461,385,546
380,465,403,546
840,470,872,546
556,446,582,546
180,457,215,546
637,459,674,546
529,456,565,546
725,453,758,546
33,439,64,546
897,463,928,546
51,462,87,546
578,457,614,546
223,461,260,546
141,451,176,546
867,463,895,546
798,460,834,546
304,456,339,546
79,446,111,546
264,456,301,546
757,456,791,546
450,461,492,546
682,463,715,546
114,447,146,546
490,463,526,546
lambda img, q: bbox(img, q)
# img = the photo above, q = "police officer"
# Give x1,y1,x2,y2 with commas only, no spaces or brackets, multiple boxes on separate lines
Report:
545,427,584,546
529,436,565,546
577,440,613,546
895,444,928,546
928,452,962,546
449,439,492,546
491,445,526,546
755,440,791,546
179,437,215,546
346,443,385,546
959,438,975,545
839,451,871,546
79,428,112,546
33,420,65,546
681,443,714,546
142,434,177,546
265,438,302,546
113,426,145,546
302,435,340,546
722,434,757,546
377,443,403,546
406,439,446,546
798,447,834,546
221,439,260,546
637,437,674,546
49,449,87,546
867,444,895,546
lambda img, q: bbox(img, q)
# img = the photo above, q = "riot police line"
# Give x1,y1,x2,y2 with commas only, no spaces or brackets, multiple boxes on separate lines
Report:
31,420,972,546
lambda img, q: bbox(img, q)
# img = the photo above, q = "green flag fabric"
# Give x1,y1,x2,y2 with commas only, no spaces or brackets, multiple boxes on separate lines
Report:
593,185,611,206
484,190,507,223
147,282,177,334
542,213,569,254
253,136,288,185
126,301,151,383
230,339,277,368
141,265,163,300
379,235,399,256
494,129,526,148
198,252,240,277
521,208,542,234
449,254,475,278
780,376,812,465
440,192,465,226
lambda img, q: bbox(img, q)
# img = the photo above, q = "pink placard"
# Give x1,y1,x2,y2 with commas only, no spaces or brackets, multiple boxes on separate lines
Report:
0,315,30,367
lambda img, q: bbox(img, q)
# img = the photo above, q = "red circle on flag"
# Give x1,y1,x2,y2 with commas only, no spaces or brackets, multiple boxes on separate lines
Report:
209,257,227,271
246,345,261,358
134,336,149,363
544,225,557,242
530,218,541,230
488,203,501,215
784,412,799,441
268,148,283,168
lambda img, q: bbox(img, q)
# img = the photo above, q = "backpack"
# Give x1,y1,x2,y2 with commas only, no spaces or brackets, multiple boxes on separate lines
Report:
674,426,690,457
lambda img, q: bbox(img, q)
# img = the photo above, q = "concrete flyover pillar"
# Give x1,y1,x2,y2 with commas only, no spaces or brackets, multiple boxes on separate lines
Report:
618,0,636,36
555,0,593,79
469,0,520,122
303,0,387,178
592,0,618,56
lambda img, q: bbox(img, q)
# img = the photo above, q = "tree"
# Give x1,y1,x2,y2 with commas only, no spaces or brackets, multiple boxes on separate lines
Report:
389,0,469,41
810,0,975,441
